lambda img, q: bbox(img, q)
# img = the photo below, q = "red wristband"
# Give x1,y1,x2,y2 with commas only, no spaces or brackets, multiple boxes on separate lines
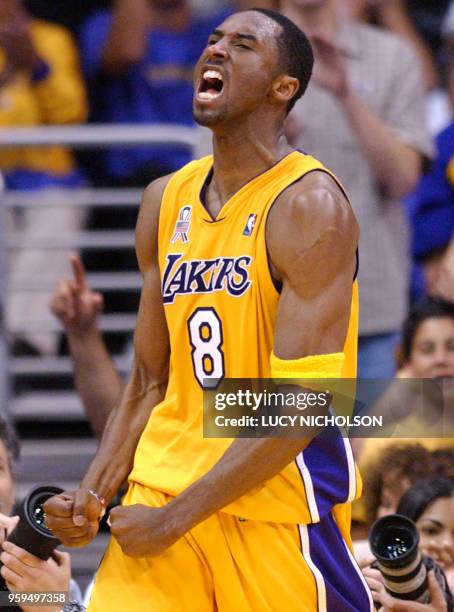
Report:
88,489,106,514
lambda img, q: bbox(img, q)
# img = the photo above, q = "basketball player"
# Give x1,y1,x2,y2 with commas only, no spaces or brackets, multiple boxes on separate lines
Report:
44,9,372,611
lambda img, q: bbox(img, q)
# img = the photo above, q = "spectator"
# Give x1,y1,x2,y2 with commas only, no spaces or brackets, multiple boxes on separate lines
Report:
0,417,82,609
399,297,454,379
78,0,232,348
404,1,452,62
397,477,454,591
280,0,432,379
432,448,454,480
338,0,439,91
80,0,229,186
50,254,124,439
406,51,454,303
0,0,88,356
24,0,110,37
362,442,432,527
352,298,454,528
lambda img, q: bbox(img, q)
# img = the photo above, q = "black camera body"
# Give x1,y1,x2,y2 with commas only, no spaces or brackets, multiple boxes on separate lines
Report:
0,485,63,600
369,514,453,610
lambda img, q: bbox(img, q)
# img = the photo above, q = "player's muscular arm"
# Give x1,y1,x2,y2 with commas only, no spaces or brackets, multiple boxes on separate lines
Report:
43,175,172,546
108,172,359,558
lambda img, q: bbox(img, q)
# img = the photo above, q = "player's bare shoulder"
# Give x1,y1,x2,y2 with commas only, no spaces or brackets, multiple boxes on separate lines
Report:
136,172,176,272
266,170,359,292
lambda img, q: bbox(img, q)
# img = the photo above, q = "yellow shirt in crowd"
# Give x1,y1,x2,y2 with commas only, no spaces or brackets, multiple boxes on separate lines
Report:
0,19,87,176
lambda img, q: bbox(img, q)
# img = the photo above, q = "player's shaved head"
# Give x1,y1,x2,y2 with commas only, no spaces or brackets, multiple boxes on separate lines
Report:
247,8,314,112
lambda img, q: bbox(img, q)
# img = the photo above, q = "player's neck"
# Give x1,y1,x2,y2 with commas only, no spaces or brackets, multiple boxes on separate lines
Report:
282,3,338,39
209,129,292,208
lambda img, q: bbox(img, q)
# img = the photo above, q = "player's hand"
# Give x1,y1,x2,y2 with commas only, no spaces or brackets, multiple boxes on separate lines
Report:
309,34,350,99
375,571,447,611
43,490,102,547
0,541,70,600
50,254,104,337
109,504,180,558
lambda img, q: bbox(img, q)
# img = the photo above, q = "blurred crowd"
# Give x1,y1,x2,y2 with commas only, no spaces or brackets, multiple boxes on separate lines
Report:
1,0,454,608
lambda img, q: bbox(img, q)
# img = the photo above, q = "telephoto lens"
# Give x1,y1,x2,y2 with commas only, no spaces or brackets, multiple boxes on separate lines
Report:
369,514,428,602
0,485,63,598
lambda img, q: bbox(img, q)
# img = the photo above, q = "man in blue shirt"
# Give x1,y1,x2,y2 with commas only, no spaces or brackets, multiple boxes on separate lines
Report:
406,50,454,302
80,0,229,185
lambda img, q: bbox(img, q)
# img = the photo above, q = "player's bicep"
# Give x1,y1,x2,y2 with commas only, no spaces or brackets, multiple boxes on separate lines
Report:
273,262,355,359
268,175,358,359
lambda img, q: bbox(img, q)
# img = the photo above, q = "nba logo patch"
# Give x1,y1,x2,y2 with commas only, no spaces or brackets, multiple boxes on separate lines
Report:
243,214,257,237
171,205,192,244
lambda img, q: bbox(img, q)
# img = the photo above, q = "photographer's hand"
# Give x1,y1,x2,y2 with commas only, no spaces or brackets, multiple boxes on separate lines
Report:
0,514,19,543
0,542,70,611
375,571,447,611
43,490,102,547
359,557,385,601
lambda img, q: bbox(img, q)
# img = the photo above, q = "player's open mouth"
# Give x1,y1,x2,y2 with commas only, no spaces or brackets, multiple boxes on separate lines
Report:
196,69,224,102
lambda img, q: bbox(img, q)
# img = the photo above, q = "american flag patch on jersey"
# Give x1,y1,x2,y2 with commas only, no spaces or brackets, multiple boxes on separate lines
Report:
171,205,192,243
243,213,257,237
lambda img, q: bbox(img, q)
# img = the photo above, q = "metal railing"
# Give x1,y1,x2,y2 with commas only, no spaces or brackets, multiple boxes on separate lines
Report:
0,124,202,149
1,123,203,417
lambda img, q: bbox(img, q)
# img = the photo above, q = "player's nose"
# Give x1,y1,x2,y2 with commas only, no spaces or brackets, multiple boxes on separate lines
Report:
205,40,229,62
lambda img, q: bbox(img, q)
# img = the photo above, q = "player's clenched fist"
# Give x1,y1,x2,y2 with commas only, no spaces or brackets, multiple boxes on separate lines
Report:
108,504,180,558
43,489,103,547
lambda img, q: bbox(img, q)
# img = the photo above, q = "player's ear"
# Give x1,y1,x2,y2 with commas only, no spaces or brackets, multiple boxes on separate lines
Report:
271,75,300,107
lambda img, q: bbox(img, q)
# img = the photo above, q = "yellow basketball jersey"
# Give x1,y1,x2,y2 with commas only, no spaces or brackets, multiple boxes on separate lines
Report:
130,151,360,523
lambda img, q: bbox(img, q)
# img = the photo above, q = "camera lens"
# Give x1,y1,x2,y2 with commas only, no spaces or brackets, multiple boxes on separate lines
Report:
33,504,46,527
369,514,429,603
0,485,64,601
375,528,412,561
27,489,60,536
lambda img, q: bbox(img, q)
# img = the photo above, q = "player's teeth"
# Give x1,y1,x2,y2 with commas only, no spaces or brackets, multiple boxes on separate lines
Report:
203,70,223,81
199,92,219,100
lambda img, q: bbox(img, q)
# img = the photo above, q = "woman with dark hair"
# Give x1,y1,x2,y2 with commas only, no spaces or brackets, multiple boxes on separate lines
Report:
397,477,454,590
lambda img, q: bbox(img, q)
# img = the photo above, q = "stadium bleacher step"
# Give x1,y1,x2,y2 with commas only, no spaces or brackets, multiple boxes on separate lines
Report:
17,438,97,487
12,391,85,420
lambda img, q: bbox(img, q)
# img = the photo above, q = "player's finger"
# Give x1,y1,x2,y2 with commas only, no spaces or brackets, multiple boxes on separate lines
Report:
71,253,87,289
44,515,83,533
73,490,102,526
58,523,98,548
43,493,74,519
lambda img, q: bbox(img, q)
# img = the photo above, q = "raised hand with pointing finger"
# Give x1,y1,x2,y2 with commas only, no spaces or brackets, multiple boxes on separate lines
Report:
50,254,104,337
